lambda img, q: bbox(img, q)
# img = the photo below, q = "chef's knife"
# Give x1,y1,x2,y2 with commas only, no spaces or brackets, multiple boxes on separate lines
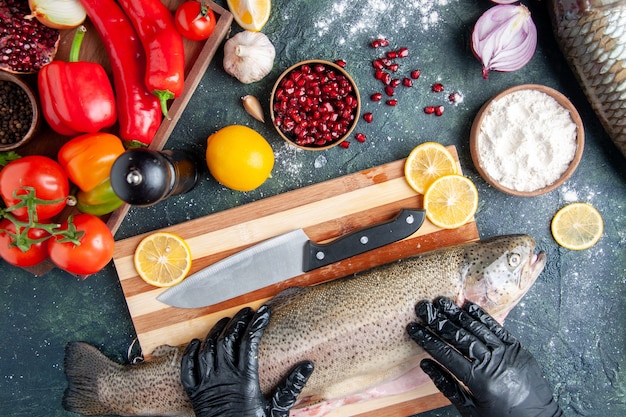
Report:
157,208,425,308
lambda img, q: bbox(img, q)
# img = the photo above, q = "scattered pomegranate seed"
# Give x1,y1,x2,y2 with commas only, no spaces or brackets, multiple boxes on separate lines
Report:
435,106,444,116
371,92,382,101
374,69,385,80
390,78,401,88
396,47,409,58
386,51,398,59
381,72,392,85
410,69,421,79
424,106,436,114
335,59,346,68
432,83,444,93
372,59,384,70
371,38,389,48
448,92,463,103
385,85,395,96
339,141,350,148
385,99,398,106
387,63,399,72
363,112,374,123
355,133,366,142
402,78,413,87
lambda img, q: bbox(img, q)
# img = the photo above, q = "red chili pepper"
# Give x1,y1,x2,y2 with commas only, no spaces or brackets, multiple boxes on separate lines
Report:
118,0,185,119
79,0,162,145
38,26,116,135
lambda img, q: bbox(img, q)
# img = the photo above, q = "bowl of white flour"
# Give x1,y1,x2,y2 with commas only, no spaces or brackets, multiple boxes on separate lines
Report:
470,84,584,197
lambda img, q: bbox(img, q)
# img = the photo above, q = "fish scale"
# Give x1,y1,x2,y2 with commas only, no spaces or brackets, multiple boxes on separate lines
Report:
550,0,626,158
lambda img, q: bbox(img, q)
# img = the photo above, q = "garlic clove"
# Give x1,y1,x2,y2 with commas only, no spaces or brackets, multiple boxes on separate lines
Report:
242,95,265,122
223,31,276,84
471,4,537,79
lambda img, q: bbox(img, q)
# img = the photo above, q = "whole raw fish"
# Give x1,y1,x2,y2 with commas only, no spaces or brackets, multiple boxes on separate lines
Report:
63,235,546,417
549,0,626,158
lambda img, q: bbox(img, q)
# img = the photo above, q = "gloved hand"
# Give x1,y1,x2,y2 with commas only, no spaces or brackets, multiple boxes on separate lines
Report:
181,305,314,417
407,297,562,417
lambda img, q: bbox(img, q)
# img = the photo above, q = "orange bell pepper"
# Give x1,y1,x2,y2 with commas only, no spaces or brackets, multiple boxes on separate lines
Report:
58,133,126,193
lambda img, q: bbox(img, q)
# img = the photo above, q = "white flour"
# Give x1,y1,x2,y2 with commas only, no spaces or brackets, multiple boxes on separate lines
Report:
477,89,578,192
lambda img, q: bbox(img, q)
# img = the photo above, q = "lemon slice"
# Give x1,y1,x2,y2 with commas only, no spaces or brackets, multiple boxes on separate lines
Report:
134,232,192,288
404,142,458,194
551,203,603,250
226,0,271,31
424,174,478,229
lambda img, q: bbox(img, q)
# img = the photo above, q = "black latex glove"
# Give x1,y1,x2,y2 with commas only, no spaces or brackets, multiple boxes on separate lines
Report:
181,305,314,417
407,297,562,417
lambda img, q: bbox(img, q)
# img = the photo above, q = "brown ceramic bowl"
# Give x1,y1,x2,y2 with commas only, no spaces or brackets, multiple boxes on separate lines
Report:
470,84,584,197
270,60,361,150
0,71,40,151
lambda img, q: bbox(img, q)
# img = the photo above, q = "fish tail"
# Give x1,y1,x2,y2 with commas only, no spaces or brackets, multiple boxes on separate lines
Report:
63,341,123,416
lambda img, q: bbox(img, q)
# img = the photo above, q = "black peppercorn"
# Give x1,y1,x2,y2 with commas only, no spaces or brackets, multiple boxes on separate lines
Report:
0,80,33,145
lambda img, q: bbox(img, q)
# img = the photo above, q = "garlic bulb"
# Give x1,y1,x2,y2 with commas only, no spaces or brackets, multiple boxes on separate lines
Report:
223,31,276,84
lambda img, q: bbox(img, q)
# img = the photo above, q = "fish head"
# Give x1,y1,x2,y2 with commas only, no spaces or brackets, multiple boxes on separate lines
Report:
460,235,546,322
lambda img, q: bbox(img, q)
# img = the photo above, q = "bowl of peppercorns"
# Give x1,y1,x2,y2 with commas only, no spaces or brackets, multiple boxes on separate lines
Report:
270,60,360,150
0,71,41,151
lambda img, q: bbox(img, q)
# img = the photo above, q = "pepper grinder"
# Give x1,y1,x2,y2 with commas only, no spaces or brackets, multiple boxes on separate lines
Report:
110,148,198,207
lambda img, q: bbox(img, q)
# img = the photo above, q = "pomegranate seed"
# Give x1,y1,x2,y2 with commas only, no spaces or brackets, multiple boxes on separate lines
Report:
372,59,384,70
374,69,385,80
396,47,409,58
385,99,398,106
371,92,382,101
385,85,395,96
381,72,392,85
355,133,366,142
387,63,399,72
380,58,392,67
424,106,435,114
402,78,413,87
432,83,444,93
339,141,350,148
386,51,398,59
390,78,401,88
363,112,374,123
371,38,389,48
335,59,346,68
435,106,444,116
410,69,421,79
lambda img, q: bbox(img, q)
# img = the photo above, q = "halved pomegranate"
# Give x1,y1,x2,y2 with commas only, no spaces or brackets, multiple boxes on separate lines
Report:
0,0,60,73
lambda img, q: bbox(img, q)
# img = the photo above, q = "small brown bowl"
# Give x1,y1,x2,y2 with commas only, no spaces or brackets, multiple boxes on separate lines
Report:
470,84,584,197
270,60,361,150
0,71,40,151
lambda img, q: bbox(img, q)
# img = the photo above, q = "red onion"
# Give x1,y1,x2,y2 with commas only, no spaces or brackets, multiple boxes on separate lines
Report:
471,4,537,79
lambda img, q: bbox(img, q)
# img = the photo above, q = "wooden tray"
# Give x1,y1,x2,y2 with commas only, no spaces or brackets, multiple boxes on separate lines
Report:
20,0,233,276
112,147,478,416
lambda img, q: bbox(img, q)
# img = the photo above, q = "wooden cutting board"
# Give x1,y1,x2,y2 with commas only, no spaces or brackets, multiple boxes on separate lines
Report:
113,146,478,416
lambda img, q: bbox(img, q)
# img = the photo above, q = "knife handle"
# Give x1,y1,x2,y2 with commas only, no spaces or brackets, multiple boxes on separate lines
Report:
302,208,426,272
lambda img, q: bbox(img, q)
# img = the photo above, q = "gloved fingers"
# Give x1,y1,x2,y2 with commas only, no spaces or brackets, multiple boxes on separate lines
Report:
269,360,315,415
181,338,202,389
218,307,254,368
416,300,491,363
407,322,473,384
436,297,503,352
420,359,476,417
239,305,271,375
464,301,518,346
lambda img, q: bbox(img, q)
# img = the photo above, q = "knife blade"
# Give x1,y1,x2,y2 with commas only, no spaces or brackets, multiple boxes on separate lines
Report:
157,208,425,308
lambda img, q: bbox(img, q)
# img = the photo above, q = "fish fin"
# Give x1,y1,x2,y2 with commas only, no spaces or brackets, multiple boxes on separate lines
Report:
62,341,124,415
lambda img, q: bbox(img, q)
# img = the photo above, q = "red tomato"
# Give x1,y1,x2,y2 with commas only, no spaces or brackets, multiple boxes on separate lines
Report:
175,1,217,41
0,155,69,221
0,219,50,267
48,214,114,275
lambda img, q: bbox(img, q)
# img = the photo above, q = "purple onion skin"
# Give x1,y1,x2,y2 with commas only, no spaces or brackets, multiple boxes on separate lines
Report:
471,4,538,79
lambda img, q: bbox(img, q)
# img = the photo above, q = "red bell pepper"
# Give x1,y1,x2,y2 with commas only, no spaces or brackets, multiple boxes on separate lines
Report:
38,26,117,135
79,0,162,146
118,0,185,119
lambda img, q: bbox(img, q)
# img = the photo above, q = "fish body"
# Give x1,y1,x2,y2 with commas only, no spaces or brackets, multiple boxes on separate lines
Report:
63,235,546,416
549,0,626,158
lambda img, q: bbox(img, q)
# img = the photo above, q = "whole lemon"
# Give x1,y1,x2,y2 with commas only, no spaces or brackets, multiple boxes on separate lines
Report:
206,125,275,191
